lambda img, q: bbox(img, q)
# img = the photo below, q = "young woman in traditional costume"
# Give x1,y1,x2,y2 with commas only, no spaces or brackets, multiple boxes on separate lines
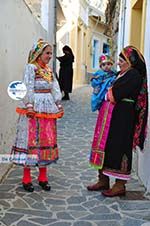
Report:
87,46,148,197
11,39,64,192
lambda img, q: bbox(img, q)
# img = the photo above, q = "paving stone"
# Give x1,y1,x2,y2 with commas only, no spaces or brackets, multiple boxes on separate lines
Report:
95,221,121,226
55,190,79,197
118,201,150,211
70,185,83,190
12,198,29,208
26,193,43,202
82,199,101,208
3,179,20,185
15,186,28,193
50,206,67,212
48,184,65,190
22,197,36,206
88,194,105,201
69,211,89,219
90,205,111,214
0,193,15,199
123,210,150,221
31,202,47,210
0,164,13,183
67,196,87,204
17,220,39,226
28,218,57,225
56,211,74,220
1,213,23,226
109,203,119,211
67,205,87,211
141,214,150,222
53,179,71,187
8,208,52,218
0,200,11,208
73,221,93,226
7,169,22,178
42,193,65,200
80,213,121,221
121,191,147,200
103,198,119,205
123,217,146,226
0,185,14,192
45,199,66,206
47,222,71,226
141,223,150,226
0,221,7,226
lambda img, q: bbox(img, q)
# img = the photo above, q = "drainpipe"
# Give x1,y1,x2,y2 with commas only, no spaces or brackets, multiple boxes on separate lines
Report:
48,0,57,76
122,0,127,48
53,0,57,76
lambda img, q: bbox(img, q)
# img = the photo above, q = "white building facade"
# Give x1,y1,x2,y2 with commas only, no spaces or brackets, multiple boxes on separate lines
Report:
117,0,150,194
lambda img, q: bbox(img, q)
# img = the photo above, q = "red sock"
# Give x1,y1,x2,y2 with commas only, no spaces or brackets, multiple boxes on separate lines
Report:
22,167,32,184
38,167,48,182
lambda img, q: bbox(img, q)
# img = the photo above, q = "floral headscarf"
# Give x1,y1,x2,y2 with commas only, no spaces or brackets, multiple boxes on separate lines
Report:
120,45,148,150
28,39,51,64
99,54,113,66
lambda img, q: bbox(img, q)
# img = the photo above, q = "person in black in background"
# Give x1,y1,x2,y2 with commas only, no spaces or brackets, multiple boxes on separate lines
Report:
57,45,74,100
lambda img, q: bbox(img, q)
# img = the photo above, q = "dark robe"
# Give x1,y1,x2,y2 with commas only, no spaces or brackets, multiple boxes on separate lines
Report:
57,54,74,93
103,68,143,175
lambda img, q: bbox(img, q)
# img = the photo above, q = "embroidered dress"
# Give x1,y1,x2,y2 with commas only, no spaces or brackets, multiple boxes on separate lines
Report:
11,63,63,166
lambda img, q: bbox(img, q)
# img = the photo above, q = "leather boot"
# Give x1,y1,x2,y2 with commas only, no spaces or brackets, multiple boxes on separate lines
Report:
102,179,126,197
87,170,110,191
39,181,51,191
62,92,70,100
23,183,34,192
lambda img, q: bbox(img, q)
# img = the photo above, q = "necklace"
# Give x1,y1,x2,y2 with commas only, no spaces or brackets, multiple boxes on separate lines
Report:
34,61,53,83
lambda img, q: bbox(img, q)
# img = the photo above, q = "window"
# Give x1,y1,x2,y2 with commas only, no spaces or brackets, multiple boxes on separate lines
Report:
92,39,99,69
103,43,110,54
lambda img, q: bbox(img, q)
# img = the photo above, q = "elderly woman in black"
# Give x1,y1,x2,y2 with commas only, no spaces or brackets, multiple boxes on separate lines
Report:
87,46,148,197
57,45,74,100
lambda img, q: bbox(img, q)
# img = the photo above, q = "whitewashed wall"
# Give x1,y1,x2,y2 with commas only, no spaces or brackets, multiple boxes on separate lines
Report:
0,0,47,154
138,0,150,194
117,0,131,57
117,0,150,193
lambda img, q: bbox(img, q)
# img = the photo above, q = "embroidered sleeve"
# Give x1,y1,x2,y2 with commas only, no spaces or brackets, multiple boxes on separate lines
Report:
51,75,62,102
22,64,35,107
107,88,116,103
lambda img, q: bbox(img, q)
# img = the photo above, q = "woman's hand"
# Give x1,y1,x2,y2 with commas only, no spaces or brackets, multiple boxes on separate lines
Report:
56,101,63,111
107,88,116,104
26,107,35,118
57,104,63,111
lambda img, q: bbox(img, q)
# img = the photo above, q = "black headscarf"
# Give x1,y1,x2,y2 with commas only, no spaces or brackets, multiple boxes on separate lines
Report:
63,45,74,62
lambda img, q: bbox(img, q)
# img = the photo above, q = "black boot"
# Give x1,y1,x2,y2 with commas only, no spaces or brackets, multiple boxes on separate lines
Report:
62,92,70,100
39,181,51,191
23,183,34,192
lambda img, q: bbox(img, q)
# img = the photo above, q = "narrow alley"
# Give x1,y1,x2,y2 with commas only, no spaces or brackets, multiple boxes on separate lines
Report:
0,86,150,226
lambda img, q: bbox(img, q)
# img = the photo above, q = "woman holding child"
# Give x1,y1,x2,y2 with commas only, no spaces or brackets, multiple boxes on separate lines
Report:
87,46,148,197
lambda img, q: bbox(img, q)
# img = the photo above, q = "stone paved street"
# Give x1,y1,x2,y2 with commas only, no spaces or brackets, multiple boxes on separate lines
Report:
0,85,150,226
